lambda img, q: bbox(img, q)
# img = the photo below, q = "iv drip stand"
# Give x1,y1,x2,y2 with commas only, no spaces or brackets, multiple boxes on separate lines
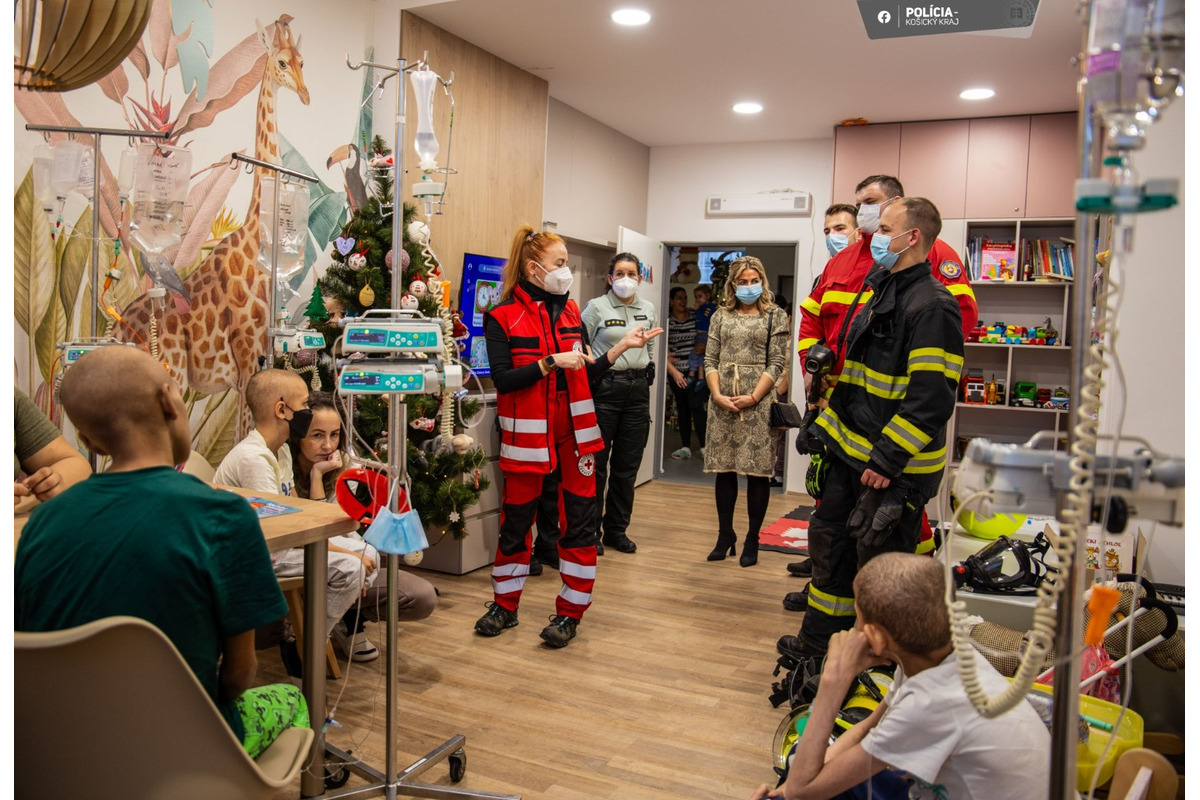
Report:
24,123,169,471
315,53,519,800
227,152,318,366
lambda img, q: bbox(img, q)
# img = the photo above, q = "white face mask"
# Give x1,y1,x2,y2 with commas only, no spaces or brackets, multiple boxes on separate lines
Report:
611,276,638,299
535,262,574,295
857,203,882,234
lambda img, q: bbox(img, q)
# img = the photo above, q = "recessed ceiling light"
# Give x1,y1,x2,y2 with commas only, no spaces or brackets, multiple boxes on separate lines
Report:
611,9,651,25
733,102,763,115
960,88,995,100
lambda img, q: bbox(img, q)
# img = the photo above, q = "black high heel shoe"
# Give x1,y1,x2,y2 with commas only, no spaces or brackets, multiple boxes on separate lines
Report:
739,533,760,567
707,531,737,561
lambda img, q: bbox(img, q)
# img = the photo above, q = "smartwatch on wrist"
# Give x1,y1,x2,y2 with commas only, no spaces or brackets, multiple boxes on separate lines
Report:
544,355,558,371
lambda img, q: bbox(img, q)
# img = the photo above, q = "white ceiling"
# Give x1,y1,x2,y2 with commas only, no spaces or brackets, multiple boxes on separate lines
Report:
401,0,1085,147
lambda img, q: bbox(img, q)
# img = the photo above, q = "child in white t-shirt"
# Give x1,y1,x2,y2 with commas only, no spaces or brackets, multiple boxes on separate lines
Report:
751,552,1050,800
214,369,365,639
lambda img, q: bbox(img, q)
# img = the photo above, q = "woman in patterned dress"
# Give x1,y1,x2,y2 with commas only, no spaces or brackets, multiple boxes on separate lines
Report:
703,256,789,566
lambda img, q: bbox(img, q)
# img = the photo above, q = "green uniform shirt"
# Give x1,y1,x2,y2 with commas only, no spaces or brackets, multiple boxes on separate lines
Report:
15,467,288,742
15,389,61,478
581,290,657,371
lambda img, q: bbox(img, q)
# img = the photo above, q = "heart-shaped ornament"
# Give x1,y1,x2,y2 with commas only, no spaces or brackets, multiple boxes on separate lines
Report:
335,236,355,256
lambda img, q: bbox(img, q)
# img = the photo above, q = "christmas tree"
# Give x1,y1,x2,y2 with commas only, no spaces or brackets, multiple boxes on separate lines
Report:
310,134,487,539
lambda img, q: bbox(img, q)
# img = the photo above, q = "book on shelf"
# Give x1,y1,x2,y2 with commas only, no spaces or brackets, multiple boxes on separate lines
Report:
968,238,1017,281
1023,238,1074,281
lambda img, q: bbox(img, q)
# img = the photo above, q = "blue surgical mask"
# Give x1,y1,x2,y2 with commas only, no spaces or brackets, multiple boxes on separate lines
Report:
870,229,914,270
826,233,850,258
735,284,764,304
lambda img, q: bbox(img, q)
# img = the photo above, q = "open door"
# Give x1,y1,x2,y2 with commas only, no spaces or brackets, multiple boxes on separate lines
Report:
617,227,666,486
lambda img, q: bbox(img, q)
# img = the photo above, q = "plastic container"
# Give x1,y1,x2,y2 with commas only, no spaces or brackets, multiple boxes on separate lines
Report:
1027,684,1143,791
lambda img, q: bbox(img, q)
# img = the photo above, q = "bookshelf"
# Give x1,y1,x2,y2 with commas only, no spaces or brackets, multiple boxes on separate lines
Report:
949,218,1075,464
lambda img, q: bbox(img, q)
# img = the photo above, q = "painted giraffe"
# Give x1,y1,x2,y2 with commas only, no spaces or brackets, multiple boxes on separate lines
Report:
117,15,309,434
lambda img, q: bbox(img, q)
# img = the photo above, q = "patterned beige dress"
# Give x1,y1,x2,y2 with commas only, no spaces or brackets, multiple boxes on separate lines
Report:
702,306,790,477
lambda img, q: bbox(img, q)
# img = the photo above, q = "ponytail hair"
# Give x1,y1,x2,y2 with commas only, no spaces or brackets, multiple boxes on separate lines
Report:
500,225,566,301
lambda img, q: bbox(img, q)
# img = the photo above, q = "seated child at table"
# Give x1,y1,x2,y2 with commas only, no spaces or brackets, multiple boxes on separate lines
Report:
751,552,1050,800
288,391,438,663
214,370,366,644
15,346,306,759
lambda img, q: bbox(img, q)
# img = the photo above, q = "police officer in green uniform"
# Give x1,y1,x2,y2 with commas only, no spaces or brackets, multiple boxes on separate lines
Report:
580,253,658,554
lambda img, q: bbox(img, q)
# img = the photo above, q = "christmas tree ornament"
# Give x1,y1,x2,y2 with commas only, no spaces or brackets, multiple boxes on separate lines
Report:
347,252,367,271
399,249,411,270
409,279,427,297
403,551,424,566
359,284,376,306
385,249,394,269
305,284,329,323
451,433,474,454
448,509,461,524
335,236,355,256
400,294,419,310
407,220,430,245
410,417,436,432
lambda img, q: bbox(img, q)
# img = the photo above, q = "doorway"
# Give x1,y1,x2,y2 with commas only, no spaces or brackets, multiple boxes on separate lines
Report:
658,242,799,490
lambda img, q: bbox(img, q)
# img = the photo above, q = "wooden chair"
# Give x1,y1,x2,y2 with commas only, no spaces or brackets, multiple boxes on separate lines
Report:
278,575,343,679
15,616,314,800
180,450,216,482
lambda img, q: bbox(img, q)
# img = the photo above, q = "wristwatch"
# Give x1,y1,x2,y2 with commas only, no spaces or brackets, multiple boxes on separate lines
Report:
544,355,558,371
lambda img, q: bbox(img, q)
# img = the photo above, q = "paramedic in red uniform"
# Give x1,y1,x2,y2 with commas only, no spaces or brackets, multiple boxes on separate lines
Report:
474,225,662,648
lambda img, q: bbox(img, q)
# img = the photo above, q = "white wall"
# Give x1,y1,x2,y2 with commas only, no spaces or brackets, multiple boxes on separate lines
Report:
647,138,834,494
543,98,650,247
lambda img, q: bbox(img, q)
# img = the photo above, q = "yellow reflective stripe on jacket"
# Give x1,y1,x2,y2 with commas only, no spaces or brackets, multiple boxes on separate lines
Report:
801,296,821,316
946,282,976,299
815,408,873,462
797,336,820,352
839,360,908,401
907,347,964,382
914,537,936,555
821,289,873,308
808,585,857,617
881,415,933,456
903,446,947,474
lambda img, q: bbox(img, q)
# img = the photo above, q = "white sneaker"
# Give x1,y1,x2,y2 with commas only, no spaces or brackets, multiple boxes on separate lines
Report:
700,447,706,459
331,625,380,663
671,446,692,460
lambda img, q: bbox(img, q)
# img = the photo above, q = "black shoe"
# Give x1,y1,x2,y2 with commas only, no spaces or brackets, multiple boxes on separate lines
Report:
596,540,605,556
739,533,759,567
707,531,736,561
769,476,783,488
787,558,813,578
474,602,519,637
528,554,543,576
539,615,578,648
776,634,824,662
603,533,637,553
782,587,809,612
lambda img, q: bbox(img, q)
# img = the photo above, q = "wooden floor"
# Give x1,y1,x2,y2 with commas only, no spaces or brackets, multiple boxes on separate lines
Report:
263,481,813,800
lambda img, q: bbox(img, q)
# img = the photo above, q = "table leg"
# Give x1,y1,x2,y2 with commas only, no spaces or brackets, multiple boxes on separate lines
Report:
301,538,329,798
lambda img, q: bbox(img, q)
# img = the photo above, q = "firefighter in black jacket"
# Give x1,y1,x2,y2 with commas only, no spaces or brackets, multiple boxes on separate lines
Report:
779,197,964,661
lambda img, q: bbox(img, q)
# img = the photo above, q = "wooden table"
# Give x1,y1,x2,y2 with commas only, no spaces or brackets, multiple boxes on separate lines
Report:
15,483,358,797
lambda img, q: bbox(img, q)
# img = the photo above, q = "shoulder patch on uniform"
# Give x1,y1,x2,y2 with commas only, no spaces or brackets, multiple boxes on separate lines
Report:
604,318,627,327
939,260,962,279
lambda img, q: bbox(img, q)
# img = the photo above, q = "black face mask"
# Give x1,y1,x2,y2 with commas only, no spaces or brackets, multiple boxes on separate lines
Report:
287,407,314,441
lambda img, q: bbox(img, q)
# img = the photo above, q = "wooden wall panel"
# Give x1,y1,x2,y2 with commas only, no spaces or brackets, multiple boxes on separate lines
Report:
400,12,548,289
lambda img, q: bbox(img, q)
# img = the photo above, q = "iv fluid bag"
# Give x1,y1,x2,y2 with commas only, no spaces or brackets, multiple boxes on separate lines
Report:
129,144,192,254
1087,0,1184,125
49,140,84,198
410,68,440,171
31,145,56,212
258,177,310,286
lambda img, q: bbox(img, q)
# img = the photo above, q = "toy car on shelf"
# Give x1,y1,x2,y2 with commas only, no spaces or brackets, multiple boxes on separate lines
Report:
1010,381,1038,407
1045,387,1070,410
1036,388,1053,406
962,369,987,404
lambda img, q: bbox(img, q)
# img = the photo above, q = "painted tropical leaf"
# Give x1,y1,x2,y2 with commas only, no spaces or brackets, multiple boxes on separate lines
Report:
301,191,349,279
192,388,239,466
148,0,190,73
173,155,240,275
96,61,130,106
128,40,151,82
172,24,275,140
172,0,217,101
354,47,375,155
57,208,93,334
79,283,92,351
34,260,66,386
14,170,56,338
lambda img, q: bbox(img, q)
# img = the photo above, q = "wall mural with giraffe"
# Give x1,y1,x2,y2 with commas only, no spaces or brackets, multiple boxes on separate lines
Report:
14,1,373,465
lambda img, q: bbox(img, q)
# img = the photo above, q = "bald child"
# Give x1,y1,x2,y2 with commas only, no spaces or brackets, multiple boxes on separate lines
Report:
15,347,307,759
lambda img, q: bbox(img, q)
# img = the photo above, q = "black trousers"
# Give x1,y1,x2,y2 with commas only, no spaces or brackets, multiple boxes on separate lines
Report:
592,370,651,539
798,455,924,652
534,466,561,555
669,377,707,450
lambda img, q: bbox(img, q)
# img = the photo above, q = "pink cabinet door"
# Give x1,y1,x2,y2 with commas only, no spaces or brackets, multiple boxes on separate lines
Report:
965,116,1031,218
1025,113,1079,218
832,124,900,205
899,120,969,219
